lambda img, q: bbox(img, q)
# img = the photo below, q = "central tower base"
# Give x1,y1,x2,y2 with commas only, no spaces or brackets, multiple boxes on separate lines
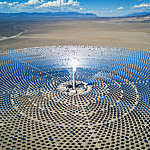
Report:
57,81,92,96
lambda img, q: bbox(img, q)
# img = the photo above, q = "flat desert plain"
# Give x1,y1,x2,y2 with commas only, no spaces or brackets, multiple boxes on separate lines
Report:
0,17,150,51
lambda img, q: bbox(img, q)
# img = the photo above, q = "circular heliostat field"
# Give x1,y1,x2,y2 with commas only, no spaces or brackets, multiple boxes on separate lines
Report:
0,46,150,149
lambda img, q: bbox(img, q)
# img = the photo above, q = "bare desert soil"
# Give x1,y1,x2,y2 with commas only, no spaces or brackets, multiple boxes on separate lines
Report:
0,18,150,51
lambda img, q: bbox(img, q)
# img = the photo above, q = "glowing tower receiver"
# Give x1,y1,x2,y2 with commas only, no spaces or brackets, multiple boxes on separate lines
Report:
72,59,79,90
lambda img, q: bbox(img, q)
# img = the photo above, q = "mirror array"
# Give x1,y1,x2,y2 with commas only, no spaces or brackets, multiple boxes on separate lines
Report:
0,46,150,149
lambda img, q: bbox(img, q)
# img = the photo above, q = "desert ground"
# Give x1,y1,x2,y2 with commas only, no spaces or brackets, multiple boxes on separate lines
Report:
0,17,150,51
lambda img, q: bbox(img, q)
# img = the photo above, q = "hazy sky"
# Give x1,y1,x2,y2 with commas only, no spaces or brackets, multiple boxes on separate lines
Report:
0,0,150,16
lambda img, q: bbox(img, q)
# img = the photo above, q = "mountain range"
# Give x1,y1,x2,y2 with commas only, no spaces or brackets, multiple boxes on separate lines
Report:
0,12,97,18
0,11,150,18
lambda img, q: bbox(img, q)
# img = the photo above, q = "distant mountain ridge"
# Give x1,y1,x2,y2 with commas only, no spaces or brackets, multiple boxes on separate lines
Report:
0,12,97,18
126,12,150,17
0,11,150,19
